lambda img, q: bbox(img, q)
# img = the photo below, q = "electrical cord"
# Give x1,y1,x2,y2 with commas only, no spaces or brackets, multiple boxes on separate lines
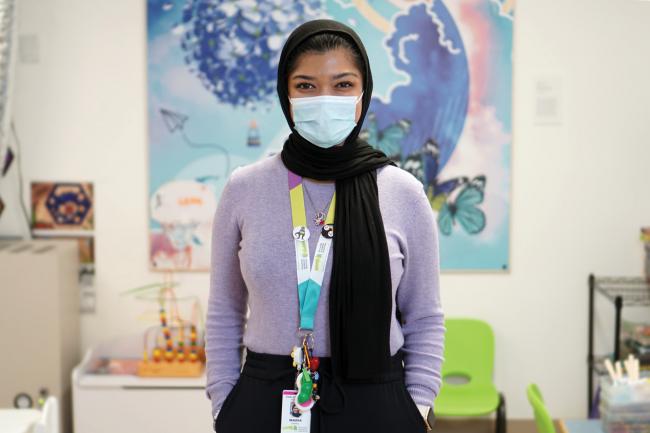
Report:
10,119,32,238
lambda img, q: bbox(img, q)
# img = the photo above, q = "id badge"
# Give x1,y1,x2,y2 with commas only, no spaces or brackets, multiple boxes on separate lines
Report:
280,389,311,433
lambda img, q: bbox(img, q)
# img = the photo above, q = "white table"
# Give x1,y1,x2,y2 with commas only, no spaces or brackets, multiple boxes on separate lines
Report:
0,409,41,433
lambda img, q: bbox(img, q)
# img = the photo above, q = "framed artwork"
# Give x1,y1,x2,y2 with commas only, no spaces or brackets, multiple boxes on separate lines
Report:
31,182,94,233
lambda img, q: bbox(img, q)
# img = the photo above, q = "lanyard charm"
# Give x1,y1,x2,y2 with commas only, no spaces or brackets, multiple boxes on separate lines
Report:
291,333,320,412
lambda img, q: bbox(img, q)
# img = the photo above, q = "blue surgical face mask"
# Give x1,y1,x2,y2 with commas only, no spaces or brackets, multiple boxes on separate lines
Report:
289,92,364,148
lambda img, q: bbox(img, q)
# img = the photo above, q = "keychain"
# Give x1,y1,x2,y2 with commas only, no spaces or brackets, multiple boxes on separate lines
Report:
290,333,320,412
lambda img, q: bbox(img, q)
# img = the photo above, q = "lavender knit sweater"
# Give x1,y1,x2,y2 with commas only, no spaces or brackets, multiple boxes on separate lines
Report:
205,153,445,417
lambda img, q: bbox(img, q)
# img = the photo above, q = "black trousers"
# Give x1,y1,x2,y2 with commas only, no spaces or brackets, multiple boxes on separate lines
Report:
214,347,431,433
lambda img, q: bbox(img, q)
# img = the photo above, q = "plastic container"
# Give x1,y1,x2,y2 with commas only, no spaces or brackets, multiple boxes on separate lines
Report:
599,373,650,433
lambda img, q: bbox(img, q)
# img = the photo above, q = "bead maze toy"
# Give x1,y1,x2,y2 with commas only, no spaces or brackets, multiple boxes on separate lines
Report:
121,272,206,377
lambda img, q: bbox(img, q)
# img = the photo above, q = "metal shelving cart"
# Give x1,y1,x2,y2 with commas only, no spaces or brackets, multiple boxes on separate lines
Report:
587,274,650,416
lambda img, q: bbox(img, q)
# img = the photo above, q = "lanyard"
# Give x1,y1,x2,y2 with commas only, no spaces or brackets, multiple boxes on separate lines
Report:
288,171,336,332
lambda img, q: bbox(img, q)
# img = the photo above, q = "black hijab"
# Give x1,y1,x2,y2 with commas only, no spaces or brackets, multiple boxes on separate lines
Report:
278,19,398,381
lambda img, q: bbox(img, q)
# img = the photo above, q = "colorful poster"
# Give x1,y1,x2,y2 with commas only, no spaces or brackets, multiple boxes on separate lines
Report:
147,0,513,271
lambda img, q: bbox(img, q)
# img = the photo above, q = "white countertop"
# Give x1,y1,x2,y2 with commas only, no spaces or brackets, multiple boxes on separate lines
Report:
77,372,207,388
0,409,41,433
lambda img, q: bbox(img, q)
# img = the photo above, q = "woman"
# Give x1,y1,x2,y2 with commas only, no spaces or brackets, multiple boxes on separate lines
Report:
206,19,445,433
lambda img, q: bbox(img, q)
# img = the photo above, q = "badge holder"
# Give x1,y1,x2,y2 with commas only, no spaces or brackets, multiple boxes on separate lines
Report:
281,332,319,432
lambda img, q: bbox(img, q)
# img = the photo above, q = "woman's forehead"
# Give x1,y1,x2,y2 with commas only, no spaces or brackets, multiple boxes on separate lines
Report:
289,49,361,78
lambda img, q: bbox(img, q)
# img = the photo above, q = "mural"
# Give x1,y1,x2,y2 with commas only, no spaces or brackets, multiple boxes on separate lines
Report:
147,0,513,271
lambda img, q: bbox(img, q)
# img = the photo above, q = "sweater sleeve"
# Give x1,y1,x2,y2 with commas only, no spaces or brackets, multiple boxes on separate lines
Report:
205,168,249,417
396,181,446,409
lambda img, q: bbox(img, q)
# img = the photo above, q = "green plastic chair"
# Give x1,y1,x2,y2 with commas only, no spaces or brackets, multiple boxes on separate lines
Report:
435,318,506,433
526,384,556,433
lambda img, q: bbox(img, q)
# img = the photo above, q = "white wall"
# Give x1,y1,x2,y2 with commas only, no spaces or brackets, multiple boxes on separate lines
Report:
11,0,650,419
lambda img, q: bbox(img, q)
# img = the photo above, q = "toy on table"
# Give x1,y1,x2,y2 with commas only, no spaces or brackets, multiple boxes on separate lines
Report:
121,271,206,377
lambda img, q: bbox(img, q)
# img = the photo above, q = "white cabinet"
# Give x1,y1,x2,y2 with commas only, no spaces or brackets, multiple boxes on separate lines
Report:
72,333,213,433
0,240,80,433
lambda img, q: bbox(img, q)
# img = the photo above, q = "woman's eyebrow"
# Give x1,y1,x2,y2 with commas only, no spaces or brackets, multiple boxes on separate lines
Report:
290,72,360,81
331,72,359,80
291,74,316,80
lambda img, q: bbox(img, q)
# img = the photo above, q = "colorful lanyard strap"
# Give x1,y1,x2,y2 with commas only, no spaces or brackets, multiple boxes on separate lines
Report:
287,170,336,412
288,171,336,331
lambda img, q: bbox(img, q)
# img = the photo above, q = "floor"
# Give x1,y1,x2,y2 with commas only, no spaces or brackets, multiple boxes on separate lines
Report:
431,418,544,433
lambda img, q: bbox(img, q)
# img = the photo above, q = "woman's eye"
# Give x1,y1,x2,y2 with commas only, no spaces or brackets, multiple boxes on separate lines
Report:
336,81,354,88
296,82,315,89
